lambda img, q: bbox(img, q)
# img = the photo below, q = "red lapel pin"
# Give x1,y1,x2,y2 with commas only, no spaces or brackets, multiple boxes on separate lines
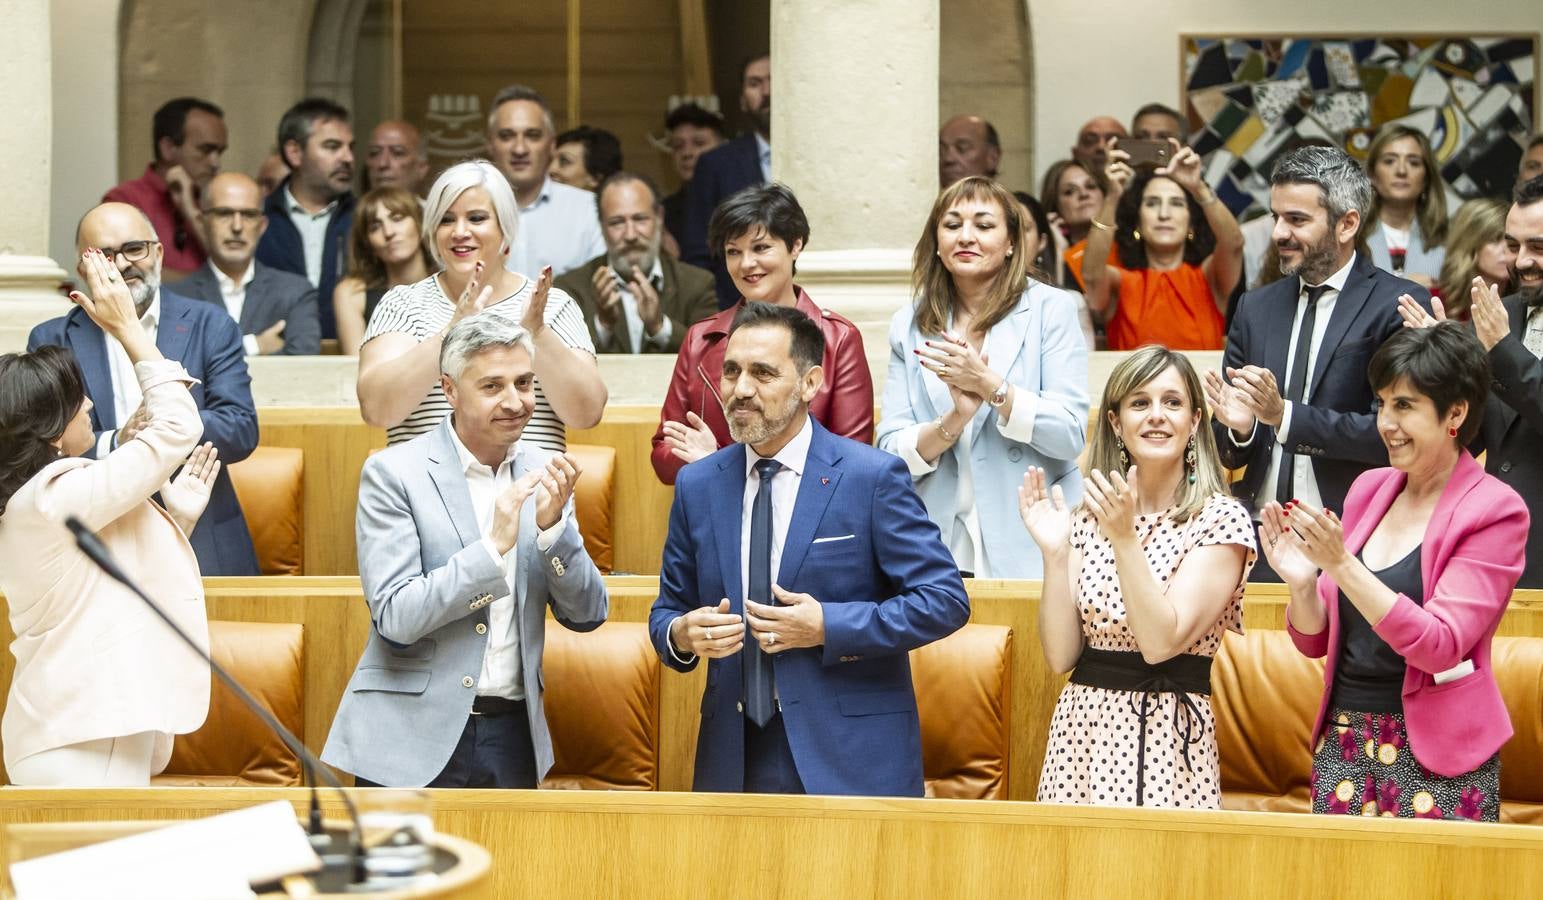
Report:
820,477,829,485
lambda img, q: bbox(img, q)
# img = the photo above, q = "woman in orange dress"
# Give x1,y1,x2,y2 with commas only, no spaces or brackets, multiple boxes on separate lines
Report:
1081,140,1243,350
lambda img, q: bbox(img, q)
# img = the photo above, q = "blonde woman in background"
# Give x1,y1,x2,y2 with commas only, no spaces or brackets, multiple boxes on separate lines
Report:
334,187,432,353
1435,198,1515,317
1364,124,1448,288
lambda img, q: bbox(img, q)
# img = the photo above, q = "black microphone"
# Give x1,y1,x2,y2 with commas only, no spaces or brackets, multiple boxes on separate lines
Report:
65,515,366,888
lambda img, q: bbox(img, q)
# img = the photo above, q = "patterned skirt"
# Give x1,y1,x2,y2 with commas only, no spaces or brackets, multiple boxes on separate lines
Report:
1310,708,1500,821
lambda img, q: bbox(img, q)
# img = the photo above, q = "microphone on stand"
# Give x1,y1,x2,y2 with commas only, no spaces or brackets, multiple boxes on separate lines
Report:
65,515,366,889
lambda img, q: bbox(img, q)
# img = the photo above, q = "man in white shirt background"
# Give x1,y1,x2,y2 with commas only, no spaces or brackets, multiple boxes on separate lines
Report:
177,173,320,355
484,85,606,278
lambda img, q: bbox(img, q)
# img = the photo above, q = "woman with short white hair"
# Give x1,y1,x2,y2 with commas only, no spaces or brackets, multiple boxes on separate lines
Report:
357,159,606,449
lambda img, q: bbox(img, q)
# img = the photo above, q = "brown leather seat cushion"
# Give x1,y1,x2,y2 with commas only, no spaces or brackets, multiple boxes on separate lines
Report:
154,620,304,787
1214,628,1543,822
228,446,304,575
913,623,1013,799
541,620,659,790
566,443,615,574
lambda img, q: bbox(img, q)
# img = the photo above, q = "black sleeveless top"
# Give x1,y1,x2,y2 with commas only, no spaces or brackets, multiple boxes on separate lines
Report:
1330,545,1423,714
363,287,387,330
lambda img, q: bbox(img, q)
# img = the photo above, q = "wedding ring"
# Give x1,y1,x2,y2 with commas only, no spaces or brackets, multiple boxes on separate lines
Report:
705,626,714,641
768,633,777,645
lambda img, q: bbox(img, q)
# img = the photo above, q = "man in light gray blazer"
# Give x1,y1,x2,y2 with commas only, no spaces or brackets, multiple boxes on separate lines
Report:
178,172,321,355
322,314,608,788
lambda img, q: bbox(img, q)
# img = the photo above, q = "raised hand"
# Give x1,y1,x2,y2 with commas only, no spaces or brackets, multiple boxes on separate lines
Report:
1104,143,1134,198
1282,500,1349,572
160,442,220,531
1470,276,1510,351
1085,466,1140,542
534,453,581,530
449,260,496,327
1228,365,1285,428
1258,501,1319,589
662,411,719,464
630,269,664,337
117,401,152,446
1018,466,1072,551
915,330,996,401
589,265,623,329
1397,292,1443,329
1156,139,1204,195
1203,368,1256,436
489,469,543,556
521,265,554,337
70,248,142,339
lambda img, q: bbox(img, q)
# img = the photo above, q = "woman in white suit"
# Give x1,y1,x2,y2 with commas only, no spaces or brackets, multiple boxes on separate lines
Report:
0,249,219,786
878,177,1090,578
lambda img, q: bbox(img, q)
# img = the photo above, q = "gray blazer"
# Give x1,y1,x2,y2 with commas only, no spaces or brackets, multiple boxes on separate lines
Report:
178,261,321,354
321,419,608,786
1364,218,1445,283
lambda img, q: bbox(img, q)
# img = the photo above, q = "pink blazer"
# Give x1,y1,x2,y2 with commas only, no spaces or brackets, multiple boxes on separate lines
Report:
0,360,210,772
1287,451,1529,777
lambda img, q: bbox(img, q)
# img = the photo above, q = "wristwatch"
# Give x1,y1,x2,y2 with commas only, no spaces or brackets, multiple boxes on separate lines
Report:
988,381,1010,408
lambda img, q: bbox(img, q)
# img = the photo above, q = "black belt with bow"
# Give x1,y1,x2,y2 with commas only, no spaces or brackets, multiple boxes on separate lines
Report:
1068,647,1212,806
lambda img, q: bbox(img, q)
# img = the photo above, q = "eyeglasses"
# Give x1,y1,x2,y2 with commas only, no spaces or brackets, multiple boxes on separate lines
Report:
98,240,161,263
205,207,263,224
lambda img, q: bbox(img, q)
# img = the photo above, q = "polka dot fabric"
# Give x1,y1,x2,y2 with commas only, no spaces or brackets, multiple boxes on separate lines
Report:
1036,494,1256,808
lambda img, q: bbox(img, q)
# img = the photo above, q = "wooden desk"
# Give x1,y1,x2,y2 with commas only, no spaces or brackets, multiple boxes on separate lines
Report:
0,788,1536,898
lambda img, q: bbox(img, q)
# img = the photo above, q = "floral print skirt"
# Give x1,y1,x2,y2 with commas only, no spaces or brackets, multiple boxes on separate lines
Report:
1310,708,1500,821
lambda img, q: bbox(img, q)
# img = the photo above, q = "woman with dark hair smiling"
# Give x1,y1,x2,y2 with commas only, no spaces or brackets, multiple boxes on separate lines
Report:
1082,140,1243,350
1,250,219,786
1260,323,1526,820
649,182,873,485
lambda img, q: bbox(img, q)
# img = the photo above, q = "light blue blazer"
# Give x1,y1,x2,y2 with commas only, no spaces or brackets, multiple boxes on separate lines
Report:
1365,218,1445,282
877,282,1089,578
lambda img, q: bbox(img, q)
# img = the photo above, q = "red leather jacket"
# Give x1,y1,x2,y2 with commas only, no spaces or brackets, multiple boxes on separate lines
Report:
650,289,875,484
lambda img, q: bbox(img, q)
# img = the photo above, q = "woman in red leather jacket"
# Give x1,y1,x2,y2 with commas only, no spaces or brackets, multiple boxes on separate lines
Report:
650,183,874,484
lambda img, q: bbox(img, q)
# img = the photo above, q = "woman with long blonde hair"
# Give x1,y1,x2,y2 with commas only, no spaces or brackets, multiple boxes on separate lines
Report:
1364,124,1448,289
1436,198,1514,317
1020,346,1255,807
877,176,1088,578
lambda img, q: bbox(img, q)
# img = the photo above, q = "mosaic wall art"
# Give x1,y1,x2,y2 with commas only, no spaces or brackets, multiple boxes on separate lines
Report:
1181,35,1537,220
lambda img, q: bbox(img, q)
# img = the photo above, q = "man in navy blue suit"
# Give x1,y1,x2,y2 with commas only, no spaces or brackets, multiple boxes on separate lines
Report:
29,202,261,576
683,53,771,308
1203,146,1428,581
650,302,968,796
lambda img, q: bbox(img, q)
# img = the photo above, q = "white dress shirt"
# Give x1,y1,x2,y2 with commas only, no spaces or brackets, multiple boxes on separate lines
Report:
1237,253,1357,514
283,187,338,288
592,258,673,353
94,292,162,457
755,133,772,182
212,262,262,355
447,423,566,700
667,414,813,664
504,177,607,278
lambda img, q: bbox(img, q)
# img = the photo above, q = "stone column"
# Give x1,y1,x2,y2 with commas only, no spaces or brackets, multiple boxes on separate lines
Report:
0,0,70,349
770,0,939,386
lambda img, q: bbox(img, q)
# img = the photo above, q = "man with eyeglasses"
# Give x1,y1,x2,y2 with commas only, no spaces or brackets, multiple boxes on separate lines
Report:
103,97,228,281
28,202,261,577
555,171,717,354
178,173,320,355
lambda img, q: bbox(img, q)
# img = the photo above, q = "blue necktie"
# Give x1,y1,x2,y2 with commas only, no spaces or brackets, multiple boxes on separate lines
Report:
744,458,782,727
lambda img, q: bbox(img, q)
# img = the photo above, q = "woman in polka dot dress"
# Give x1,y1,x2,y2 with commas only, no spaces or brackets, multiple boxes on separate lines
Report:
1259,324,1525,821
1020,346,1255,808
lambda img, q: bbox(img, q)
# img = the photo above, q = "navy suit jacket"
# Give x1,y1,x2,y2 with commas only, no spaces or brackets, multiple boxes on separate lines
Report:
649,419,969,796
178,261,322,355
28,290,261,575
255,176,355,340
681,132,765,308
1475,293,1543,588
1214,253,1428,514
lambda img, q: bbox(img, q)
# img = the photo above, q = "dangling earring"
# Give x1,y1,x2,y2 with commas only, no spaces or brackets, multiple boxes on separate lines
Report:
1116,435,1129,470
1187,230,1195,242
1132,228,1142,242
1185,433,1198,485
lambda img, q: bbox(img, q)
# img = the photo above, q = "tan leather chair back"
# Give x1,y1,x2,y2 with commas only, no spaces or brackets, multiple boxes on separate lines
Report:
1213,628,1321,813
566,443,615,574
1495,636,1543,823
541,620,659,790
228,446,305,575
155,620,304,787
912,623,1012,799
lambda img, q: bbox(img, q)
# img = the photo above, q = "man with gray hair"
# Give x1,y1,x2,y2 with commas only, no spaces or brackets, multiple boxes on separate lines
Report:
485,84,605,277
1202,145,1429,581
324,313,608,788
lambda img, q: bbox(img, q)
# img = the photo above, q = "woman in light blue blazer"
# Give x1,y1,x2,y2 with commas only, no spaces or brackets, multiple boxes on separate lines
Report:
879,177,1089,578
1363,124,1447,289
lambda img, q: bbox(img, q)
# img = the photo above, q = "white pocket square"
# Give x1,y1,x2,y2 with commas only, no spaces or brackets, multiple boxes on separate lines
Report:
811,534,856,544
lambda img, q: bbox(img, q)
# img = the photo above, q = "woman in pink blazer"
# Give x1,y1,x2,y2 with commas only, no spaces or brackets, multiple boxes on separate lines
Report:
0,249,219,786
1258,322,1527,821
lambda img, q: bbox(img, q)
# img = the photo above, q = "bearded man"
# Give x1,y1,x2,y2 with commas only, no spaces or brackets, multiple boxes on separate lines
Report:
28,201,260,575
554,172,717,353
648,301,968,796
1201,146,1430,582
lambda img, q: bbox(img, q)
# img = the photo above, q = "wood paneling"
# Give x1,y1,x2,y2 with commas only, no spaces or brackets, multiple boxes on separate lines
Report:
2,788,1540,899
